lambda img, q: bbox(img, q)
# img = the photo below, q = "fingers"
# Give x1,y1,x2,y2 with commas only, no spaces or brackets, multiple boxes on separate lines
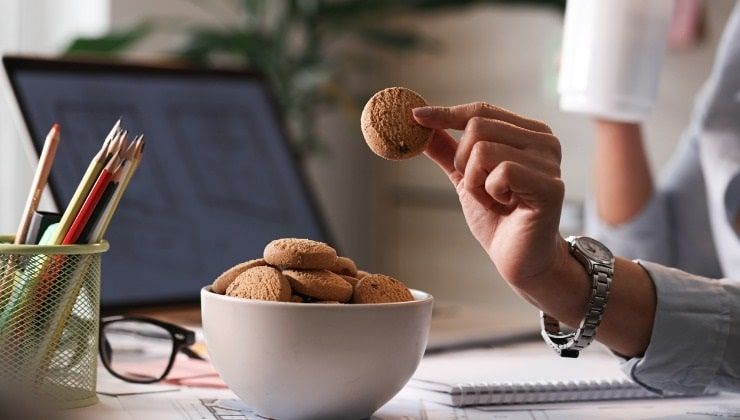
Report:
416,101,562,205
455,117,561,173
414,102,552,134
462,142,562,210
483,161,564,208
423,129,463,186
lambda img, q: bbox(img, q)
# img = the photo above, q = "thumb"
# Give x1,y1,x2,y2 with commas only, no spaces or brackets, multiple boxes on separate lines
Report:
424,129,462,186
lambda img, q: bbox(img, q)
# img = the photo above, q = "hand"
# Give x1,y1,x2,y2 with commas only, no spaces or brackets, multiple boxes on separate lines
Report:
414,103,658,357
413,102,569,296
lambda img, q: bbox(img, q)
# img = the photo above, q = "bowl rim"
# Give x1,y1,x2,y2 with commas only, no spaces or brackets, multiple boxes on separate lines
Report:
201,286,433,308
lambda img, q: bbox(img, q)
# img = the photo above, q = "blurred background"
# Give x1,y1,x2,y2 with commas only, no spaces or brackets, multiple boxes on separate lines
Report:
0,0,733,320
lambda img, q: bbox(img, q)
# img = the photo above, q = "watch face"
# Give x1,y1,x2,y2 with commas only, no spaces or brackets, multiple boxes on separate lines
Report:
574,237,613,263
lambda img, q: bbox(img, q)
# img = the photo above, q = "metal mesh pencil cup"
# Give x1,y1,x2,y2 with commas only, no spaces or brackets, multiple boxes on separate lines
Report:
0,236,109,408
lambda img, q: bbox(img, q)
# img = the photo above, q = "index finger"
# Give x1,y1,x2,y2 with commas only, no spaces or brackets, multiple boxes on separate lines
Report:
413,102,552,134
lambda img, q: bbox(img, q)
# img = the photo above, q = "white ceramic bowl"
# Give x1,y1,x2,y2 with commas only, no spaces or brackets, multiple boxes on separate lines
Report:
201,287,433,420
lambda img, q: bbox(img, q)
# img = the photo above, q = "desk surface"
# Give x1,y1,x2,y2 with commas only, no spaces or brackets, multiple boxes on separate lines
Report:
74,375,740,420
83,307,740,419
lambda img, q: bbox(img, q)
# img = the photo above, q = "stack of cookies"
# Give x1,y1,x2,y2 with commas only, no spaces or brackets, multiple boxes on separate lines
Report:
211,238,413,304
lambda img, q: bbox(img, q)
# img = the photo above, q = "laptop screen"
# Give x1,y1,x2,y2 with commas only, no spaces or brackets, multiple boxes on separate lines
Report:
4,58,331,308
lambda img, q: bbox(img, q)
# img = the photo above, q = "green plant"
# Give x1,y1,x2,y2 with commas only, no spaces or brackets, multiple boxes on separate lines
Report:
67,0,564,154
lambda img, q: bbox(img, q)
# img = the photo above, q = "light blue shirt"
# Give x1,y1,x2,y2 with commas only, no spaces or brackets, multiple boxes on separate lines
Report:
586,1,740,395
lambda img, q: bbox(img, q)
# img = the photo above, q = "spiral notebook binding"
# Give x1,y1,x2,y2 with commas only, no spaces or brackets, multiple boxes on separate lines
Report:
452,378,658,406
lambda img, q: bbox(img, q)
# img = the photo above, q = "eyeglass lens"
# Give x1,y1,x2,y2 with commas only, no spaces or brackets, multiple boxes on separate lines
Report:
102,320,175,382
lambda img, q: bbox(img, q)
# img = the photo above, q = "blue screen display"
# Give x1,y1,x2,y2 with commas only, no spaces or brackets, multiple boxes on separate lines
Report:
10,65,328,306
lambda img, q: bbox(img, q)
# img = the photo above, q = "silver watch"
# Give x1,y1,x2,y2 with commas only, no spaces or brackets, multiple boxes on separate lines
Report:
540,236,614,358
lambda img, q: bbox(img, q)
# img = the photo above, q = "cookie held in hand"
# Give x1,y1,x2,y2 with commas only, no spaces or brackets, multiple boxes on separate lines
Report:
361,87,433,160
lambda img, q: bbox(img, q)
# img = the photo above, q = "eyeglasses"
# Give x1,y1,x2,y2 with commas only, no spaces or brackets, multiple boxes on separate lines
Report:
99,315,202,384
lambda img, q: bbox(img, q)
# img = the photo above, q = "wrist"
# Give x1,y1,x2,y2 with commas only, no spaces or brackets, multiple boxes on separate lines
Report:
552,238,593,327
516,237,592,328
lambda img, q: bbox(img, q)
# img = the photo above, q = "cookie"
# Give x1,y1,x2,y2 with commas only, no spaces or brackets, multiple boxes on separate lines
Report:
361,87,433,160
290,294,305,303
329,256,358,277
212,258,267,294
356,270,371,279
283,269,353,303
340,275,359,288
352,274,414,304
264,238,337,270
226,266,291,302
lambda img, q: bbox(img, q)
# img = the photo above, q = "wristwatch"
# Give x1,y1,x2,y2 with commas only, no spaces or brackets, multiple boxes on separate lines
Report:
540,236,614,358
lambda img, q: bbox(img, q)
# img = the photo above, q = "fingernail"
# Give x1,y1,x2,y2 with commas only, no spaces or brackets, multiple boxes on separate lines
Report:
413,107,433,118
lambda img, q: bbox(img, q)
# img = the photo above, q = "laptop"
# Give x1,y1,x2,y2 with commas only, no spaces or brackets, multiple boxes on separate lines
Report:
2,56,332,310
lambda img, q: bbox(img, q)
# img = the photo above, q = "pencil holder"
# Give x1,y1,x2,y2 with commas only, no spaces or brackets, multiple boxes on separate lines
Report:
0,236,109,408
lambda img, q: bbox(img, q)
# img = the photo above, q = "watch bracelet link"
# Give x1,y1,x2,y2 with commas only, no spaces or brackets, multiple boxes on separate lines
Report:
540,263,612,358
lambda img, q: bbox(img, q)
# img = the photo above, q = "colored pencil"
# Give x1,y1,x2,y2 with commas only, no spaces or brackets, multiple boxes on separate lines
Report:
14,124,60,244
61,147,122,245
82,139,136,243
51,120,120,244
92,136,144,242
34,128,145,384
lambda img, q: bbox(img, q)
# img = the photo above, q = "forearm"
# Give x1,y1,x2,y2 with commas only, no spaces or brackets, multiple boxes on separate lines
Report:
516,238,656,357
594,120,653,225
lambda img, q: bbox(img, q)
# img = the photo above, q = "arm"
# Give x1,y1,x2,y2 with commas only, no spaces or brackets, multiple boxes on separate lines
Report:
593,120,653,225
414,103,740,396
588,123,721,275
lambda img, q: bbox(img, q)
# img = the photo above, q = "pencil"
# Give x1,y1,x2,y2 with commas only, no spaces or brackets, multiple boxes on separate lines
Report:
2,123,60,366
51,120,120,244
14,124,60,244
61,148,122,245
92,136,144,242
81,140,136,244
77,170,120,244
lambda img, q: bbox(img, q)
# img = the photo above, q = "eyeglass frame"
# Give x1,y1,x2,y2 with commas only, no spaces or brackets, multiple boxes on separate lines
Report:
98,315,197,384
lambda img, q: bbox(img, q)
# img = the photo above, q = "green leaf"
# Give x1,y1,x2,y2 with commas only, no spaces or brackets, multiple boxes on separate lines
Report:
65,23,152,55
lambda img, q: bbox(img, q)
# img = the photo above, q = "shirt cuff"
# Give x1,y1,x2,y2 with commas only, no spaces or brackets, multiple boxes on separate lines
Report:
584,196,671,264
619,260,731,395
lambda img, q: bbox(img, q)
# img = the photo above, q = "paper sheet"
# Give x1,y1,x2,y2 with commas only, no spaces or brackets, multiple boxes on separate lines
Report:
76,381,740,420
115,392,532,420
76,342,740,420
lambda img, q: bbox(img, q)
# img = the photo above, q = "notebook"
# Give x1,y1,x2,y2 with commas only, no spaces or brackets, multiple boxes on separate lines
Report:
409,341,689,407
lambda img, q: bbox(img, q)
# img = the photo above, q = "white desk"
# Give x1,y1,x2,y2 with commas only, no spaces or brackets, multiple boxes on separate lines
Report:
70,366,740,420
75,311,739,419
72,386,740,420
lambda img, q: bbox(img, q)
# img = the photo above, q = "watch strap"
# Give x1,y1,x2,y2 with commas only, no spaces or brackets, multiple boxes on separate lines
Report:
540,262,612,358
